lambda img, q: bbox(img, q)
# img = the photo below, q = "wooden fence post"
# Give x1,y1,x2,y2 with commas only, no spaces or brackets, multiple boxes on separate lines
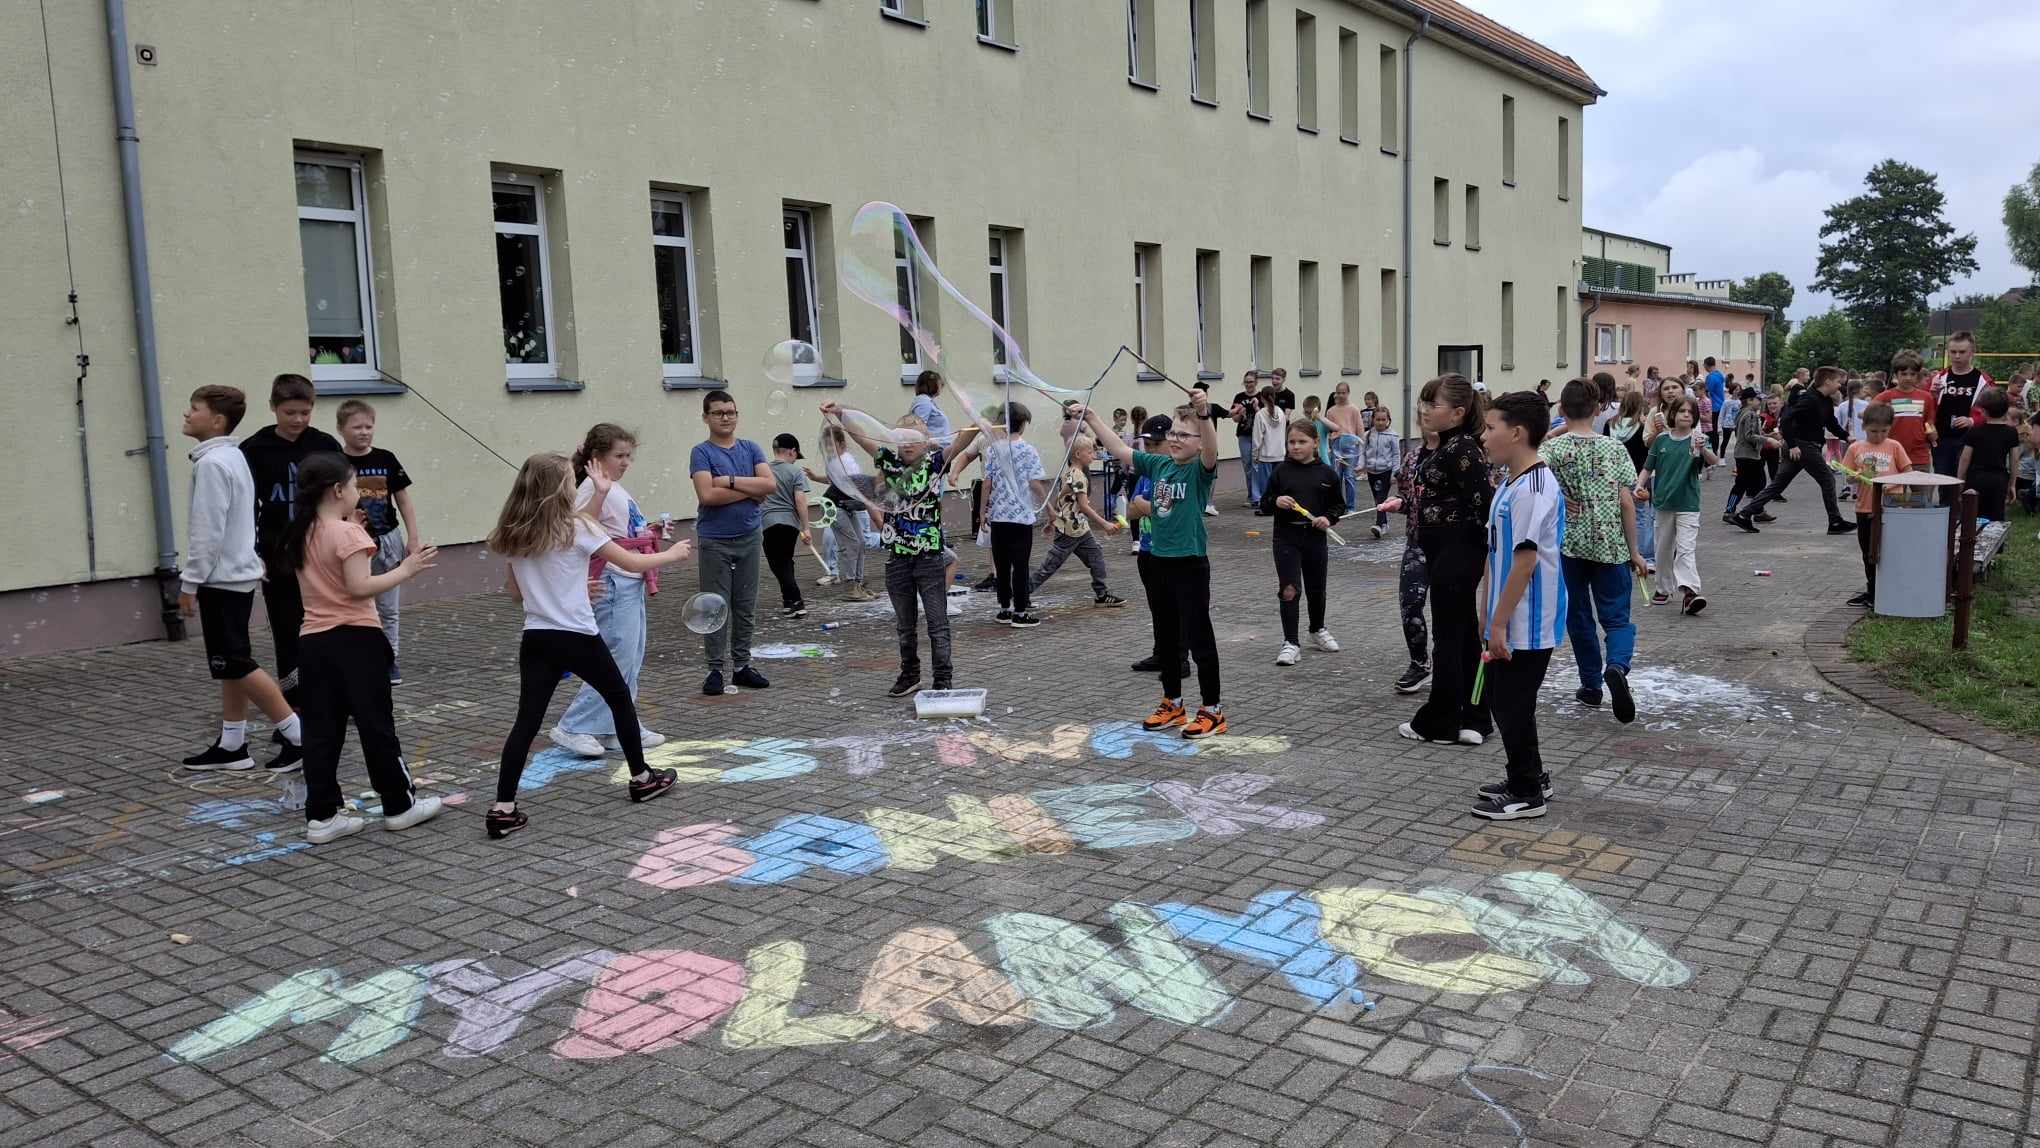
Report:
1952,489,1978,651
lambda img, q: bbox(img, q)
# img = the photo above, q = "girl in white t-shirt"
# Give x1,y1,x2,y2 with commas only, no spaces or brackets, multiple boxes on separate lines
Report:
487,452,693,840
552,424,662,758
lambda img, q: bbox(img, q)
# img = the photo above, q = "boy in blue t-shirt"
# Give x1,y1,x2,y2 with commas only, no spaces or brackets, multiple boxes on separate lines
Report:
1472,392,1567,822
1085,391,1226,739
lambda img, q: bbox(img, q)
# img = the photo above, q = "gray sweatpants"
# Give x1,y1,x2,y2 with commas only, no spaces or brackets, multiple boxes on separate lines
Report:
1028,529,1109,597
829,498,865,584
370,529,406,654
698,530,760,672
885,552,952,681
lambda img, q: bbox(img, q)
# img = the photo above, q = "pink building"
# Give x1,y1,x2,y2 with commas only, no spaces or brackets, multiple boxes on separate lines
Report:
1580,228,1773,385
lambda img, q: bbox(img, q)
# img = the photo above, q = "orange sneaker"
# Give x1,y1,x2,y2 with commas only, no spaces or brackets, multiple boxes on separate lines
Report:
1182,707,1227,740
1142,696,1188,730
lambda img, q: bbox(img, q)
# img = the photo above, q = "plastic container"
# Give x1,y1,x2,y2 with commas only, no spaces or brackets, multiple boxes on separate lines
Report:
1875,504,1948,618
913,688,987,719
819,622,843,632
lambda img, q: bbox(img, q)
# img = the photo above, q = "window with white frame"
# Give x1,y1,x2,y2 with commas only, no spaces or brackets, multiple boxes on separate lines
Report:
1195,249,1221,371
1127,0,1157,85
976,0,1013,42
1134,247,1150,358
1618,324,1633,362
894,219,925,371
296,152,379,384
493,174,556,378
988,230,1012,371
1686,329,1698,361
1249,256,1272,369
783,209,821,381
1595,324,1615,362
1720,329,1732,359
1189,0,1216,100
650,192,700,378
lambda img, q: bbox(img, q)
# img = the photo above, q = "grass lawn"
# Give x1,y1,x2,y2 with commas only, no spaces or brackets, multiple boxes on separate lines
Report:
1848,502,2040,737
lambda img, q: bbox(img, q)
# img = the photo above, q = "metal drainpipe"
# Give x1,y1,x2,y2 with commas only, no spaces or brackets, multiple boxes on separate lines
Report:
1579,286,1601,377
104,0,183,640
1399,13,1431,429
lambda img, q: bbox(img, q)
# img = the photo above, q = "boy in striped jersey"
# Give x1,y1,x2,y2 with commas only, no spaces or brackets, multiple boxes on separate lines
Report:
1471,391,1567,822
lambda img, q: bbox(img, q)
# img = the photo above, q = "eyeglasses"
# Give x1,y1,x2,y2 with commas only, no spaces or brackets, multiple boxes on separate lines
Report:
1164,431,1198,442
707,409,739,418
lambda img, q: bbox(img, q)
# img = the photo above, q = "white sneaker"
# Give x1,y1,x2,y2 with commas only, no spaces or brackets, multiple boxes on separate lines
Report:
1275,642,1301,667
815,573,838,586
1457,729,1486,746
946,599,964,616
946,584,969,597
602,727,668,751
1310,629,1341,652
1129,543,1141,554
383,795,443,832
1203,504,1219,517
306,813,366,844
549,726,606,758
1369,525,1384,540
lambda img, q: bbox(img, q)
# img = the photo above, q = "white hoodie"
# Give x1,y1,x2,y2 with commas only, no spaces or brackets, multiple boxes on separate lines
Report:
183,436,265,593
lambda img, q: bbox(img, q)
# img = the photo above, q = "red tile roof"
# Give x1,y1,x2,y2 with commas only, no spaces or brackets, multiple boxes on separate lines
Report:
1399,0,1603,99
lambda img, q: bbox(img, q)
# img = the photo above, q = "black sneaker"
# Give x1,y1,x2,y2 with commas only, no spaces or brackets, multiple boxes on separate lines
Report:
1095,594,1126,607
1393,663,1431,694
1826,521,1856,535
996,609,1014,625
1131,654,1162,672
1754,512,1778,523
732,666,770,690
1009,612,1041,628
1728,512,1760,534
1575,687,1603,708
888,671,922,697
1605,666,1636,725
1477,775,1554,800
264,740,304,774
486,808,528,840
932,677,953,691
702,670,725,696
1774,495,1789,504
181,741,254,771
782,604,809,620
1720,513,1739,526
628,767,678,803
1847,590,1872,607
974,574,997,591
1471,791,1547,821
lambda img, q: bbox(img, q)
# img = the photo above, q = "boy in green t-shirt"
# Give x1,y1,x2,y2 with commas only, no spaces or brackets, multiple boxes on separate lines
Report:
1636,396,1719,616
1085,389,1226,739
1539,379,1649,723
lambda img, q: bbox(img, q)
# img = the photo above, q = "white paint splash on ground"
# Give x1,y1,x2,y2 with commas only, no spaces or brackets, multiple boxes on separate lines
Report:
1541,666,1800,729
22,791,63,805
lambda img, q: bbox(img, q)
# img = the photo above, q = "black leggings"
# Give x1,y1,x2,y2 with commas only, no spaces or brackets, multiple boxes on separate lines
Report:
300,626,413,824
1855,515,1875,595
1411,529,1489,740
763,524,805,610
1272,532,1328,643
990,522,1034,612
261,566,305,705
498,629,645,803
1726,457,1767,509
1148,555,1221,707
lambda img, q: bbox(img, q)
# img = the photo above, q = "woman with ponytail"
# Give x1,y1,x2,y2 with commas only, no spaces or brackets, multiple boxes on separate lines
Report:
281,452,443,845
552,424,661,758
1396,374,1497,748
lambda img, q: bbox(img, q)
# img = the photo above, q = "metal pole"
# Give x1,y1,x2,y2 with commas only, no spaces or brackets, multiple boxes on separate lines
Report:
1951,489,1977,651
104,0,184,639
1866,485,1882,610
1398,14,1430,430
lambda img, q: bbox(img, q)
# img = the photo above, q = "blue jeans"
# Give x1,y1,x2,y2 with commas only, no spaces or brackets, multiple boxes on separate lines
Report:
559,569,646,737
1239,438,1262,503
1332,434,1362,510
1561,556,1635,692
1634,501,1656,567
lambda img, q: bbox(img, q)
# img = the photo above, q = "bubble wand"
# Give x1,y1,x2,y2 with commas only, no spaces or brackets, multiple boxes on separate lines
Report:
1285,503,1349,546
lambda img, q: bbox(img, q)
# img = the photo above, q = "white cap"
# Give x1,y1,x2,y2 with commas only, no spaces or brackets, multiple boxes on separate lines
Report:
1472,381,1490,393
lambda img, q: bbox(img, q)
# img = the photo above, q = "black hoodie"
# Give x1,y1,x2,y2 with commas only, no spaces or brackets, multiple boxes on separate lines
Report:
240,424,344,553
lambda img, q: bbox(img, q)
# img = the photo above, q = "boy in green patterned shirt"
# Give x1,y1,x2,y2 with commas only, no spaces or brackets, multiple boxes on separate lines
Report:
1538,379,1650,724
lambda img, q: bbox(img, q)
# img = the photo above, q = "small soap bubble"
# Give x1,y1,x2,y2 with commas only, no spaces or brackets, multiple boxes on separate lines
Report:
762,340,823,386
766,388,790,417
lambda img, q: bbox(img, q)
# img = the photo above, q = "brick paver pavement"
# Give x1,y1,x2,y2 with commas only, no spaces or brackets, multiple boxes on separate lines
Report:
2,481,2034,1148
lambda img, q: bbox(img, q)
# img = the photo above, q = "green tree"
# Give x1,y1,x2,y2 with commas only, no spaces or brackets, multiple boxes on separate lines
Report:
1729,272,1794,384
1780,309,1859,377
1975,293,2040,363
2005,161,2040,284
1814,160,1979,367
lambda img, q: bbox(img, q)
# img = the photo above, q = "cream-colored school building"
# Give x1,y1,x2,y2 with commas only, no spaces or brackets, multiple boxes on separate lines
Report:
3,0,1597,653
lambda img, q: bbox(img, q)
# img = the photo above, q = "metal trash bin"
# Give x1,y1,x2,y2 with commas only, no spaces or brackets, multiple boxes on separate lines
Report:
1869,472,1964,618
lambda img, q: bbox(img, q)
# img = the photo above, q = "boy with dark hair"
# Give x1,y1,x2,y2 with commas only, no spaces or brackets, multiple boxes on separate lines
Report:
1957,388,2020,521
1540,379,1647,723
1085,392,1227,739
690,388,774,696
335,399,419,684
1874,350,1936,476
1730,366,1853,535
179,386,304,771
240,373,342,767
1471,391,1565,820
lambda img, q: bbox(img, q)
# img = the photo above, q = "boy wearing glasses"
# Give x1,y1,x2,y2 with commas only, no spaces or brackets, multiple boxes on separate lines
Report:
689,390,774,696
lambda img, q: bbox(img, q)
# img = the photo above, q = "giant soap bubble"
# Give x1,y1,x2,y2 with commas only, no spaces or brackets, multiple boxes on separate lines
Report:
681,592,728,635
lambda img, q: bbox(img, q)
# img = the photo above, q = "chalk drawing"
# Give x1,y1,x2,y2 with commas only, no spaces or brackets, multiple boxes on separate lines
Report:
22,790,64,804
167,873,1689,1065
985,904,1235,1029
1456,1064,1553,1148
751,643,838,659
0,1009,70,1063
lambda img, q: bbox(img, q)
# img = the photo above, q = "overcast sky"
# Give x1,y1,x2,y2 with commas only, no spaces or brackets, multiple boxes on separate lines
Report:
1472,0,2040,323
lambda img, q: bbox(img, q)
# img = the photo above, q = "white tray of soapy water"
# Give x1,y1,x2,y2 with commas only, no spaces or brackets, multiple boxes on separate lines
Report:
913,688,987,719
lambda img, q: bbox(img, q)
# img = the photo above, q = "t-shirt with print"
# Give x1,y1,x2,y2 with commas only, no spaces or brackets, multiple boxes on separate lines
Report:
874,446,947,557
298,519,379,636
1644,432,1705,513
1840,439,1912,517
1230,391,1260,437
1484,463,1566,652
1051,467,1091,537
689,438,768,539
578,478,647,581
983,439,1045,525
759,459,810,531
1874,387,1937,463
1538,432,1636,565
1131,474,1156,552
345,448,411,538
510,520,609,634
1133,450,1216,558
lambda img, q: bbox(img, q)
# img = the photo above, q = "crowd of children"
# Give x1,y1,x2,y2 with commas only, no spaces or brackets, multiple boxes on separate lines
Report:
177,346,2031,843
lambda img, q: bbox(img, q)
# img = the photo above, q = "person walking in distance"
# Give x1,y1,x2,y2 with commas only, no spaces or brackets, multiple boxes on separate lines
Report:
1728,366,1854,536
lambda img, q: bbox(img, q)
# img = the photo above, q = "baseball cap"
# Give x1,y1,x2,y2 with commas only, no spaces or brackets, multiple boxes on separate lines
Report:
1472,381,1490,394
1140,414,1174,440
771,432,802,458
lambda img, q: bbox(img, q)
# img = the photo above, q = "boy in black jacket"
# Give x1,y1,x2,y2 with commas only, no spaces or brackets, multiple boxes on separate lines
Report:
1730,366,1853,535
239,374,343,765
1261,419,1347,665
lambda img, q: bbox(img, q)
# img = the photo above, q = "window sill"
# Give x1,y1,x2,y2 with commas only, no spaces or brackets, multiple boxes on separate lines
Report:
1195,371,1225,382
880,9,928,29
661,376,728,391
1465,244,1481,252
1340,367,1364,377
1133,371,1166,383
505,377,585,393
1433,239,1451,247
1247,110,1272,123
1339,134,1360,147
1502,179,1516,188
976,34,1018,52
1298,124,1318,135
1127,76,1160,92
797,377,849,389
1298,368,1322,378
1191,95,1219,109
312,380,406,397
1379,366,1400,376
1558,194,1570,202
1380,146,1398,158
